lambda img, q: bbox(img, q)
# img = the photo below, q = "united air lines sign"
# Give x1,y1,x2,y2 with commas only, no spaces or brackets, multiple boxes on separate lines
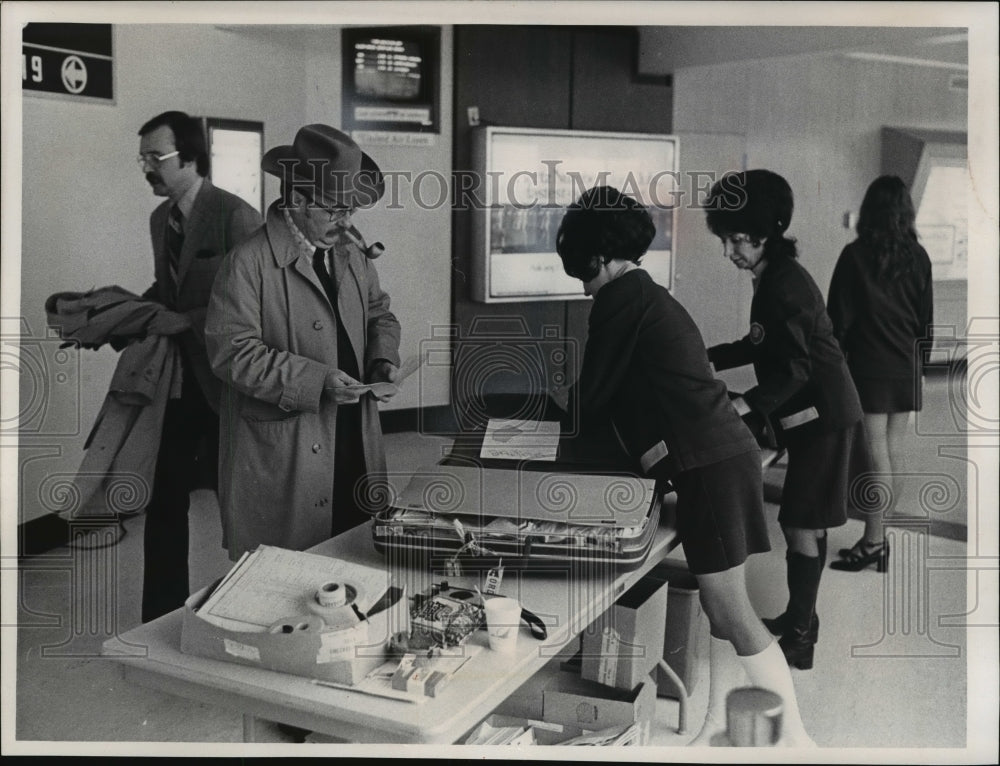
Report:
23,23,114,103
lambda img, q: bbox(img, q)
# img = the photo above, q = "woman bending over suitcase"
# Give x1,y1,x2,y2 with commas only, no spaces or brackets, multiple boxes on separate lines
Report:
556,185,814,747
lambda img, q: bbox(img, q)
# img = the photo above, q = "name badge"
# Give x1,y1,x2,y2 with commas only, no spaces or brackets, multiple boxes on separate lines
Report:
778,406,820,430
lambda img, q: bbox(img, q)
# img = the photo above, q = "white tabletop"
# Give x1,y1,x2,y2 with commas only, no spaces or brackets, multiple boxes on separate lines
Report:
103,510,679,744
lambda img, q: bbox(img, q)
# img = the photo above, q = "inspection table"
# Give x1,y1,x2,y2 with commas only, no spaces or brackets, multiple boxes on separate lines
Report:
102,508,683,744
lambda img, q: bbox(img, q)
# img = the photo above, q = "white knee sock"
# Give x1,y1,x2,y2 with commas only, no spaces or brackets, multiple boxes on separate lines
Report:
689,635,746,746
739,639,817,747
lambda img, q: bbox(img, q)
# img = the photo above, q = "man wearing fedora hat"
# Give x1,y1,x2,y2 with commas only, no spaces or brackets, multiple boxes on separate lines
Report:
205,124,402,560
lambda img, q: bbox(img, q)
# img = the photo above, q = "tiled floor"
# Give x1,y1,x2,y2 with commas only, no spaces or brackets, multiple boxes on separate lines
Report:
9,374,993,759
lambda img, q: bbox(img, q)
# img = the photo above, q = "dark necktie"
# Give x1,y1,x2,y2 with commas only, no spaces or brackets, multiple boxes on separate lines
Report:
312,247,334,295
166,205,185,282
312,247,360,380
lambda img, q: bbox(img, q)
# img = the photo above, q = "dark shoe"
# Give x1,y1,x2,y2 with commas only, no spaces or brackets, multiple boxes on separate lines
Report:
778,551,822,670
763,611,819,643
778,629,815,670
830,540,889,572
837,537,866,559
764,538,825,643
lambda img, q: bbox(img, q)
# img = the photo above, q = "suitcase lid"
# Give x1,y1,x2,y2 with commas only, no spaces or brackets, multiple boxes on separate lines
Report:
389,465,656,527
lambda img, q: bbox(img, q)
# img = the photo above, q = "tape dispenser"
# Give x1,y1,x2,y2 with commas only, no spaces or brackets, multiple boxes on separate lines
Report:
266,580,393,636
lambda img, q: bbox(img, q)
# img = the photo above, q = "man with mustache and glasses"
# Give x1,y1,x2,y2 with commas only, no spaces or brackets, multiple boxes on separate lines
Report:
136,111,261,622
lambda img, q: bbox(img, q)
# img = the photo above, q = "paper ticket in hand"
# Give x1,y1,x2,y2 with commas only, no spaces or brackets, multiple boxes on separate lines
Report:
342,381,400,398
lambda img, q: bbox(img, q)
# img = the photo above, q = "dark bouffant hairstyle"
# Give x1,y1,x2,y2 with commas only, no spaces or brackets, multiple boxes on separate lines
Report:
556,186,655,282
138,111,209,177
856,175,921,285
705,169,798,261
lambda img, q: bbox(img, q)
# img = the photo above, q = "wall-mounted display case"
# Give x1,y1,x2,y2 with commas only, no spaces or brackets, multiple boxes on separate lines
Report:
471,127,679,303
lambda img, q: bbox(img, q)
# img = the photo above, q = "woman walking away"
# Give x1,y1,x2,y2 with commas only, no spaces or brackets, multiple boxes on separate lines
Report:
555,185,815,747
705,170,872,672
827,175,933,572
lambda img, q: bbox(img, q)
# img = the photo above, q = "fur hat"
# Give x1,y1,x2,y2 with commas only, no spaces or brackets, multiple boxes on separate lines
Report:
705,169,793,240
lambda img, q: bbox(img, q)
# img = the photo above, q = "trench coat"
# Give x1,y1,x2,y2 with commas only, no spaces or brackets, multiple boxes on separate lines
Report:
205,202,401,559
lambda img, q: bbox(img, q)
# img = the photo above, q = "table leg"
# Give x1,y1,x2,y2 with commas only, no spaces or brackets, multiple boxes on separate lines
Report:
657,659,689,734
243,713,257,742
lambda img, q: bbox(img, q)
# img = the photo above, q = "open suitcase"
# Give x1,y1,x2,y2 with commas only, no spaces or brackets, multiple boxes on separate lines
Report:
372,460,662,572
371,392,781,573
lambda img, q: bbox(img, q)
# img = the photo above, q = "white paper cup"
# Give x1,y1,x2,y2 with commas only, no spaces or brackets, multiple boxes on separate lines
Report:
483,597,521,654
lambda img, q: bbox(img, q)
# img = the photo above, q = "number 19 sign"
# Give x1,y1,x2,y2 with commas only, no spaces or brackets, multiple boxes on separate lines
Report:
23,23,114,103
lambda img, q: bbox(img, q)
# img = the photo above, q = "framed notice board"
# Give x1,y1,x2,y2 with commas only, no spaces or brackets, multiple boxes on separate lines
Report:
341,26,441,136
22,23,114,104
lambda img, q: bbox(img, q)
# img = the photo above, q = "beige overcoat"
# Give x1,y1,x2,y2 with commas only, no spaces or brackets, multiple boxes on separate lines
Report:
205,202,401,559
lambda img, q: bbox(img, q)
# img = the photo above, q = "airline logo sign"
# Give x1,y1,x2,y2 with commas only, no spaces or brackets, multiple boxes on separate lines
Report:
23,23,113,102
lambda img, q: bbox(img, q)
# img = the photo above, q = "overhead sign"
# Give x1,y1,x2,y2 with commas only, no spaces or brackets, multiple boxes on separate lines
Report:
23,23,114,102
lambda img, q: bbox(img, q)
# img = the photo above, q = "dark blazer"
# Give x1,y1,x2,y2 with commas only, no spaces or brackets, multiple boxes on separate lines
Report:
827,239,934,380
574,269,758,479
143,179,262,412
709,256,862,444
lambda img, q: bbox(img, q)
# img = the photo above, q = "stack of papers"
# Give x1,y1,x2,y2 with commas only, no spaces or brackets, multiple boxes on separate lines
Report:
196,545,391,632
464,720,537,746
480,418,560,461
560,724,640,746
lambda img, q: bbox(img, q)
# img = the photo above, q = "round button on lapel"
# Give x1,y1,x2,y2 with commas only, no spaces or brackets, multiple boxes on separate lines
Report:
312,443,322,453
313,320,323,330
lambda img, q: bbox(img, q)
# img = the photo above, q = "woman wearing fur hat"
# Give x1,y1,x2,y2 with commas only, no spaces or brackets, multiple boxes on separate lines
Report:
557,185,815,747
705,170,872,673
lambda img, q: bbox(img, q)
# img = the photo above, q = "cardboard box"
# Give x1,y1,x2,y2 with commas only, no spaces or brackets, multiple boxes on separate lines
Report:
651,560,709,699
580,574,668,691
180,582,409,685
542,672,656,744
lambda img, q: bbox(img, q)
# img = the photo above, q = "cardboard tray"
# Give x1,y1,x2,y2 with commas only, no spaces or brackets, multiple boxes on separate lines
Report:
180,582,410,686
542,672,656,745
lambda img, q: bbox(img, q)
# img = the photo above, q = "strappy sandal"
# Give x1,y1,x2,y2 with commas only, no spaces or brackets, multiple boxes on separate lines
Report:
830,540,889,572
837,537,869,559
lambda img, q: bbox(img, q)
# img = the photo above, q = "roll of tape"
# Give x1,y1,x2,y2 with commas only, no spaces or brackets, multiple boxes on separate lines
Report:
307,583,360,630
316,581,349,607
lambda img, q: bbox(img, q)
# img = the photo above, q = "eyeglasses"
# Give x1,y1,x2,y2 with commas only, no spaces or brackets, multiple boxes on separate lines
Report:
302,195,353,222
720,234,762,248
136,150,179,169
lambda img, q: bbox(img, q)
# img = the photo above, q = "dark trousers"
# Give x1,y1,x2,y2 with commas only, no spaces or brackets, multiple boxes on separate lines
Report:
331,400,370,538
141,369,218,623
